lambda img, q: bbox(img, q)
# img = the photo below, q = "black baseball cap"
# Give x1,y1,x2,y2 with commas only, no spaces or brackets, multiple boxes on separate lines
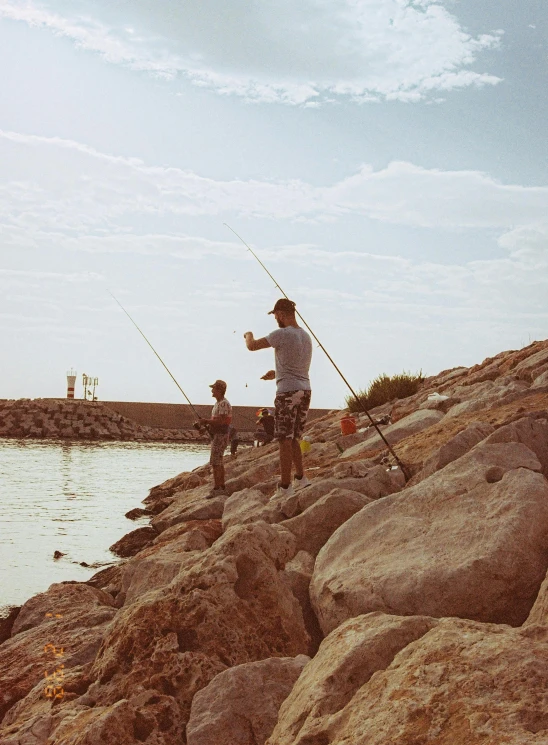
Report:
268,298,296,315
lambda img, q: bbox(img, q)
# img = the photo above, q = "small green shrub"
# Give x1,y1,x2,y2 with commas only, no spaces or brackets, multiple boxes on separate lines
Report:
345,370,424,413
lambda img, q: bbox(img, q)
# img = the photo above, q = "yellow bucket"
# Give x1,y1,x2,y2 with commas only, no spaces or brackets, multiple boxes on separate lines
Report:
299,439,311,454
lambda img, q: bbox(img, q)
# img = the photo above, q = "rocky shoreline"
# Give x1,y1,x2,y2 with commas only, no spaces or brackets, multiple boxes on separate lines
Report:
1,339,548,744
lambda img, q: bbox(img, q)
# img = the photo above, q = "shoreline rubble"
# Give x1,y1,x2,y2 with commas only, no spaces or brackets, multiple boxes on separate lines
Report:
1,339,548,743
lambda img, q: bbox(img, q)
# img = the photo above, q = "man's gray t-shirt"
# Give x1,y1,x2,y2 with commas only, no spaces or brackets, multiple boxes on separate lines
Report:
266,327,312,393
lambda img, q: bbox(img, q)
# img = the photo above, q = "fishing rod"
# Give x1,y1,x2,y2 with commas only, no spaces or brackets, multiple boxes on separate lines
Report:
108,290,204,424
224,224,410,480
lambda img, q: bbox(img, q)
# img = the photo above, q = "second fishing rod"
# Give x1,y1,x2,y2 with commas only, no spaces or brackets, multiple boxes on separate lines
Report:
224,224,410,481
108,291,207,429
109,291,261,436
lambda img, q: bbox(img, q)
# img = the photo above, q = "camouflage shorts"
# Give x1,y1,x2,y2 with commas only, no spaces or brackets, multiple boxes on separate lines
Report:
274,389,311,440
209,433,229,466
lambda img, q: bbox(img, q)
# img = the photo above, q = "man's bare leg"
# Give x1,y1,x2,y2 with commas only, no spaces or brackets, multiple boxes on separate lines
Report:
212,464,225,488
292,438,304,479
279,437,293,488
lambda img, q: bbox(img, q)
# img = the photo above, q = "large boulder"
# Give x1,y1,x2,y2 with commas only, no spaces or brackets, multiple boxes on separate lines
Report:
86,522,309,733
414,421,495,482
274,618,548,745
482,415,548,477
9,692,184,745
118,523,222,606
0,584,116,725
186,656,309,745
277,468,404,520
222,488,282,530
532,369,548,388
340,409,445,459
151,493,225,533
513,346,548,382
311,442,548,634
109,526,158,558
267,612,437,745
281,489,373,556
225,462,279,495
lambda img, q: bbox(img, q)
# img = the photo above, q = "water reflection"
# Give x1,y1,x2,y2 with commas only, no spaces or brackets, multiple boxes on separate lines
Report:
60,443,77,500
0,438,209,609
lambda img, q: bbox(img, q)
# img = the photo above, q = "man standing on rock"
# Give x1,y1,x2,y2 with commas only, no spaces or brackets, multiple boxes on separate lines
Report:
197,380,232,498
244,298,312,498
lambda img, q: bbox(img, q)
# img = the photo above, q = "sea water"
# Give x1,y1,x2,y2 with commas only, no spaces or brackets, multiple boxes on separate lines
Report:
0,437,210,610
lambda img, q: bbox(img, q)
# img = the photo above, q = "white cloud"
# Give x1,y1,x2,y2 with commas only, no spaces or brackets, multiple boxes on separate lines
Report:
1,130,547,234
0,130,546,350
0,0,502,104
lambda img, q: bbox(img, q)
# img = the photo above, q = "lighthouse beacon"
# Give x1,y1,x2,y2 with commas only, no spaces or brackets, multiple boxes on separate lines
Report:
66,369,77,399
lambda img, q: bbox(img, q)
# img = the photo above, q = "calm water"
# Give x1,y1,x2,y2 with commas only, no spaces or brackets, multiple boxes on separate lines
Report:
0,438,210,610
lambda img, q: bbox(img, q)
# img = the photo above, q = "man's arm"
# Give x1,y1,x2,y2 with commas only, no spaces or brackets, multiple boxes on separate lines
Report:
244,332,271,351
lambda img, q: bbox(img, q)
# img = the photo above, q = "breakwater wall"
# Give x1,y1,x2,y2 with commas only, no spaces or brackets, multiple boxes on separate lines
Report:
0,399,203,442
102,400,332,431
0,398,332,441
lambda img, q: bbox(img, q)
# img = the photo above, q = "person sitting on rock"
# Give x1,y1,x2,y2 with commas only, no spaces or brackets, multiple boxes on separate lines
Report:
259,408,275,444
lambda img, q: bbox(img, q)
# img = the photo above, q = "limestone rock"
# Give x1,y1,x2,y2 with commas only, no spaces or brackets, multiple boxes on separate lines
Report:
85,564,124,595
532,369,548,388
282,618,548,745
525,569,548,626
418,395,459,413
282,552,323,655
0,584,116,724
267,612,437,745
513,346,548,382
87,522,308,732
276,468,403,520
118,527,216,606
151,518,222,549
151,493,225,533
225,462,279,495
311,443,548,634
222,488,272,531
332,459,376,479
32,692,183,745
281,489,373,557
416,421,495,481
109,526,158,558
340,409,444,459
187,655,309,745
124,507,153,520
482,415,548,476
0,606,20,645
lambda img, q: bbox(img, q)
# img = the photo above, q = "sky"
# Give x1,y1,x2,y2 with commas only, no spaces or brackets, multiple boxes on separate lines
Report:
0,0,547,409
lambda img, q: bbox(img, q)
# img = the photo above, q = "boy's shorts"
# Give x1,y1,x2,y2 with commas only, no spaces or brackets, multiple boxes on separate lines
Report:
274,389,311,440
210,434,229,466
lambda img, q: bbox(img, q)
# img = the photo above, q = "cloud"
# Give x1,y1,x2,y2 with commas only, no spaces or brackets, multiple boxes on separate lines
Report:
0,268,103,283
1,130,547,235
0,0,502,104
0,129,547,342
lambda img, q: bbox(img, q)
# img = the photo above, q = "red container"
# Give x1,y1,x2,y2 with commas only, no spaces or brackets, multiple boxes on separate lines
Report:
340,415,357,435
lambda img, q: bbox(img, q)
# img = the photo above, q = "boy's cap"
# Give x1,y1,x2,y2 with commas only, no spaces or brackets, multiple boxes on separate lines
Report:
209,379,227,391
268,298,296,314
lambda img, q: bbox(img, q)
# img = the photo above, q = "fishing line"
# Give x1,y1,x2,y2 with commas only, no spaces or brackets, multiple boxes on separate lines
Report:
108,290,203,422
224,224,410,480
